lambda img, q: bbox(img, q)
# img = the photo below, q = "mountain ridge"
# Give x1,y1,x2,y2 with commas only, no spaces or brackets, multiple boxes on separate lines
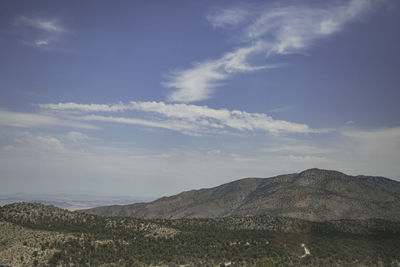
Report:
80,168,400,221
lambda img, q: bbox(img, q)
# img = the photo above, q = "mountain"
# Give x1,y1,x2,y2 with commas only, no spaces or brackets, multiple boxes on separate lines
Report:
81,168,400,221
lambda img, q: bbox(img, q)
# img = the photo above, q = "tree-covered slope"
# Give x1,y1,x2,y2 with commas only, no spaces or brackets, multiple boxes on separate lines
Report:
1,202,400,266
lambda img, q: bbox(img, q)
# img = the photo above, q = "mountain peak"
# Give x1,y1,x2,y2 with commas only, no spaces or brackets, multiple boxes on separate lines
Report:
298,168,345,176
294,168,347,186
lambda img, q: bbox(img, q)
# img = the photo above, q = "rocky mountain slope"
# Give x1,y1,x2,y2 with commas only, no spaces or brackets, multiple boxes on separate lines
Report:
81,168,400,221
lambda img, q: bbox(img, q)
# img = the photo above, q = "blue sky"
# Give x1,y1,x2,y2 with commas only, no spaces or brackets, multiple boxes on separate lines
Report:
1,0,400,197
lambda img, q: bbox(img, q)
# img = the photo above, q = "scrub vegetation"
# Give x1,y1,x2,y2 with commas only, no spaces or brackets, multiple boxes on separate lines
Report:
1,203,400,266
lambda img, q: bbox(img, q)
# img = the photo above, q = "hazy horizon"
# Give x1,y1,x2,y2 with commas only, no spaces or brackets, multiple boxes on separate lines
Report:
1,0,400,197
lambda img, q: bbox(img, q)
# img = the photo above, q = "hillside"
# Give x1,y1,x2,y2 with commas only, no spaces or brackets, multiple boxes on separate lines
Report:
81,168,400,221
1,202,400,266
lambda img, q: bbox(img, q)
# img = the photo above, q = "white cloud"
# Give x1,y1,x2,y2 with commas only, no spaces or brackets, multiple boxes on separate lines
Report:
207,6,250,28
79,114,204,136
36,136,65,153
251,1,371,55
222,42,274,72
341,127,400,140
261,145,332,155
0,109,97,129
65,131,89,143
285,154,331,163
165,42,278,103
16,16,66,33
270,106,291,113
40,101,323,135
165,0,374,103
39,102,130,113
1,131,68,155
35,39,49,46
164,61,228,103
15,16,68,49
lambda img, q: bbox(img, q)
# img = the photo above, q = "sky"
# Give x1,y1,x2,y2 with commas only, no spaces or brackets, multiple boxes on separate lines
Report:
1,0,400,197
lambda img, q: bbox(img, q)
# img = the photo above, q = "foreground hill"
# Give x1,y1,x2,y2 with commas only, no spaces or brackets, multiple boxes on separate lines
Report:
81,168,400,221
1,202,400,266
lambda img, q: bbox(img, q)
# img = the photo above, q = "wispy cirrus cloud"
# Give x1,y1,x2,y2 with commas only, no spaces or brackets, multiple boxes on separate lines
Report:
165,0,374,103
39,101,326,135
206,6,250,28
0,109,97,129
261,145,333,155
16,16,66,33
164,42,275,103
35,39,49,46
15,15,68,48
270,106,291,113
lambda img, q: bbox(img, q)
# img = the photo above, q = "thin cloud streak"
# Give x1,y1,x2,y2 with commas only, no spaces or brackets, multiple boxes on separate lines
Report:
79,114,205,136
164,42,277,103
35,40,49,46
261,145,333,155
165,0,374,103
16,16,66,33
40,102,131,113
207,6,250,28
15,15,68,48
0,109,97,130
341,127,400,139
40,101,326,135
